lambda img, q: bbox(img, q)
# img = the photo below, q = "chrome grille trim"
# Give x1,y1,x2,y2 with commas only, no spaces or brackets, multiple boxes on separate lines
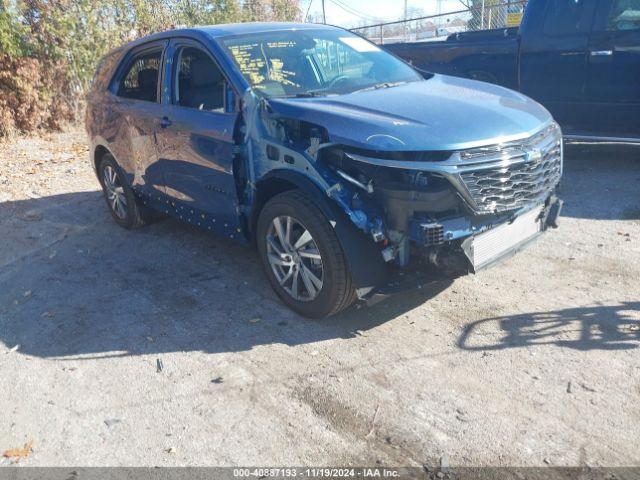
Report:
342,122,563,214
457,124,563,212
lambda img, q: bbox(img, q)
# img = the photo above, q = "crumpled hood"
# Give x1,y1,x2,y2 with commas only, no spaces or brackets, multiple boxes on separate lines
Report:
266,74,553,152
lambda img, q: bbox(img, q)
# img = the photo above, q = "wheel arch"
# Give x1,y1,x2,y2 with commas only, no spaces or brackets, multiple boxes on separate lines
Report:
251,169,388,297
93,144,111,176
91,142,135,187
249,170,321,240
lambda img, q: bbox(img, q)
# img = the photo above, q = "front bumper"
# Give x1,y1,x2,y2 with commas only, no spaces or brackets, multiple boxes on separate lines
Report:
408,194,563,273
462,195,562,272
363,195,562,303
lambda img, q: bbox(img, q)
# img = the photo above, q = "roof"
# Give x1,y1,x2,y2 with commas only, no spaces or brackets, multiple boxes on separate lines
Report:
108,22,342,55
199,22,341,36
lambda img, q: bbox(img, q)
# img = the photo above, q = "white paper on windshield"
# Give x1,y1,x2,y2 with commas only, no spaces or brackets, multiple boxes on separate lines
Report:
339,37,381,52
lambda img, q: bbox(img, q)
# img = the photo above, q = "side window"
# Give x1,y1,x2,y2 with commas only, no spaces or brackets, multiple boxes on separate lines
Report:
607,0,640,31
117,50,162,102
542,0,587,35
174,46,225,112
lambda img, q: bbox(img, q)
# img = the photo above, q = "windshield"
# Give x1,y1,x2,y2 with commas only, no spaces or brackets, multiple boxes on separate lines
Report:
219,29,423,97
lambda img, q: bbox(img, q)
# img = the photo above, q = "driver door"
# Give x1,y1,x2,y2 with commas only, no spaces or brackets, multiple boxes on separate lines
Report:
155,39,242,239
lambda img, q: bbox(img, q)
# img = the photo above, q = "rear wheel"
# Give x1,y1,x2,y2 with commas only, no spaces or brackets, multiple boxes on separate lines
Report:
257,190,356,318
98,154,147,229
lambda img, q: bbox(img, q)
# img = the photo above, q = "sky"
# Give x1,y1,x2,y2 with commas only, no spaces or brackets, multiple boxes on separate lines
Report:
299,0,472,28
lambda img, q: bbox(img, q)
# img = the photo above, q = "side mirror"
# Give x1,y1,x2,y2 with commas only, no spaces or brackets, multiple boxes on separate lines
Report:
413,66,433,79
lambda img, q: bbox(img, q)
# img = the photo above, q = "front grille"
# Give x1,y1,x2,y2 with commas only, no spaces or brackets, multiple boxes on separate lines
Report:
458,123,562,213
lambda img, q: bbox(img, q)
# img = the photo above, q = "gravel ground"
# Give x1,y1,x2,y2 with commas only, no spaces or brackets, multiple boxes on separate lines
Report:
0,128,638,468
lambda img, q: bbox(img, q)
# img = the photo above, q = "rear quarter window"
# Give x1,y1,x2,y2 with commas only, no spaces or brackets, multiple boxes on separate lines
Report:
115,49,163,102
607,0,640,31
91,50,125,93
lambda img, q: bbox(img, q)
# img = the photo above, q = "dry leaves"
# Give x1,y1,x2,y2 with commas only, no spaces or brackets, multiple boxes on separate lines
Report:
70,143,89,155
2,440,34,459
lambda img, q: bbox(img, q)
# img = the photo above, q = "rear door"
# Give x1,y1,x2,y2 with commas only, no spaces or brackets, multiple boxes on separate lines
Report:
586,0,640,137
155,38,242,239
109,41,168,198
518,0,597,133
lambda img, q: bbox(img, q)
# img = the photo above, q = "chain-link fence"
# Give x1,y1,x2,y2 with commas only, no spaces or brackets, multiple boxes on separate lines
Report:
350,1,527,45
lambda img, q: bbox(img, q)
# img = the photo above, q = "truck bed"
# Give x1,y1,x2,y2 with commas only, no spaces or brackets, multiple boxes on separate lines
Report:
384,27,520,90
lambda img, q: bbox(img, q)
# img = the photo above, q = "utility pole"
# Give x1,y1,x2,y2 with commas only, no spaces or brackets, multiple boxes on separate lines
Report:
304,0,314,23
403,0,408,41
321,0,326,23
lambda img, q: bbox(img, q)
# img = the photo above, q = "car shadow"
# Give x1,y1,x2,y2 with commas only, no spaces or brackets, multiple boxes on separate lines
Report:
458,302,640,352
3,141,636,361
0,190,452,359
561,144,640,220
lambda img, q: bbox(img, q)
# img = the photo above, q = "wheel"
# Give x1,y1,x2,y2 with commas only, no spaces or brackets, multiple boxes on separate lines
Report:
257,190,357,318
98,154,147,229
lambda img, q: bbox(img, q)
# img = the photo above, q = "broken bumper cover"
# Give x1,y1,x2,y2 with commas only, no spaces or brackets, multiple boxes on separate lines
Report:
462,196,562,272
364,195,562,302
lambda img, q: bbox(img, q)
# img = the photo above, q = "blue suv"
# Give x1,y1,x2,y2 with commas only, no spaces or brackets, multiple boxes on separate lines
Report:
86,23,562,318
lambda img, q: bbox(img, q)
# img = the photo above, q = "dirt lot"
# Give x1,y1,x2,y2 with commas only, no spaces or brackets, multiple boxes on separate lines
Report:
0,127,638,468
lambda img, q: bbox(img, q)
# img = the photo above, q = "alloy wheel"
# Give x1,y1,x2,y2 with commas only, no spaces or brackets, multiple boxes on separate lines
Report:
102,165,127,219
266,215,324,302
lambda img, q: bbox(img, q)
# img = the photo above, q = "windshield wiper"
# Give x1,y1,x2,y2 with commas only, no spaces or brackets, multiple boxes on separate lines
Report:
279,92,324,98
354,81,408,93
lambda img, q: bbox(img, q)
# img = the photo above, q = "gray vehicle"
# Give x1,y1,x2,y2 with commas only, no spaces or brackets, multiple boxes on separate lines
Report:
86,23,563,318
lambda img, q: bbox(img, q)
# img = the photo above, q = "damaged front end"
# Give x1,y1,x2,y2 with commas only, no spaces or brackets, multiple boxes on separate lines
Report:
320,122,564,273
239,91,563,300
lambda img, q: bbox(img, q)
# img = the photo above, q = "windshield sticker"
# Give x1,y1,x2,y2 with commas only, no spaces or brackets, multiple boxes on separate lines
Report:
229,43,266,85
267,41,296,49
339,37,380,53
229,41,301,90
268,58,299,87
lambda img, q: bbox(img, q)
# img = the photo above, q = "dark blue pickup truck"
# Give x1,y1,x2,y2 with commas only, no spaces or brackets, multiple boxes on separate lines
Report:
385,0,640,143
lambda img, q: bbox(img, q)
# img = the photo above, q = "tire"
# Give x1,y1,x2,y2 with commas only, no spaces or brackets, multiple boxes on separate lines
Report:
98,154,148,229
257,190,357,318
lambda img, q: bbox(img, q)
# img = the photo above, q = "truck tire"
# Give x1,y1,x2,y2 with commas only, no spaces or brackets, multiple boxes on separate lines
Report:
98,154,148,229
257,190,357,318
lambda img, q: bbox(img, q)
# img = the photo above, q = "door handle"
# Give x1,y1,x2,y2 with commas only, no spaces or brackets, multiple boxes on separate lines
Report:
159,116,172,128
590,50,613,57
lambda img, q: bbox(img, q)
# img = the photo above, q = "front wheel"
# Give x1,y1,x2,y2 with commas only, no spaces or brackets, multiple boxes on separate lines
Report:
257,190,356,318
